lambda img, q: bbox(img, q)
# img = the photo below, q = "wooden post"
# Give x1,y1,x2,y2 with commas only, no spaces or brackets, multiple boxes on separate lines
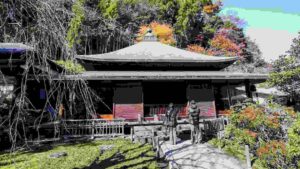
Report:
245,145,252,169
91,120,95,139
59,120,63,141
152,129,157,149
122,120,125,136
221,116,225,129
202,119,205,138
217,119,221,150
155,136,160,158
138,114,142,123
130,127,134,142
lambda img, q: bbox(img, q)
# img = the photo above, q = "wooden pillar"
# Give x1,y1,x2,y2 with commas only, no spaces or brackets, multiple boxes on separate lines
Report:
245,80,253,99
226,81,232,107
122,120,125,135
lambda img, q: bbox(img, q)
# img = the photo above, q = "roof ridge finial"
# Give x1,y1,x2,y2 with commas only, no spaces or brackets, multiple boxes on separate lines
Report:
143,28,157,42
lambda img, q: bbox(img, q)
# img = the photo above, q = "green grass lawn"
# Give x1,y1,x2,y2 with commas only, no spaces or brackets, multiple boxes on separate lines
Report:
0,139,159,169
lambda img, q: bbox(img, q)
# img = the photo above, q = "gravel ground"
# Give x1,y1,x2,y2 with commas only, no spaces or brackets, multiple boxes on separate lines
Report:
160,140,247,169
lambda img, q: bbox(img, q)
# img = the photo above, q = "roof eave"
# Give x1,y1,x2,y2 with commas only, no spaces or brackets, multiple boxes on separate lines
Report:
0,43,34,51
75,55,238,63
59,71,268,81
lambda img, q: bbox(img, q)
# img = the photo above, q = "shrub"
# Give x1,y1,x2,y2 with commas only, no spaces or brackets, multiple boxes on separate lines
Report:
256,140,287,168
210,101,298,168
287,115,300,168
55,60,85,73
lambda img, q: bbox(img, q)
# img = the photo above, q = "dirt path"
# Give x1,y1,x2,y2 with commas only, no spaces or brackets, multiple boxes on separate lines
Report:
160,140,247,169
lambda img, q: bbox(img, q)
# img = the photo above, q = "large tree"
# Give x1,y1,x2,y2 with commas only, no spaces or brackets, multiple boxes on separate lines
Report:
0,0,99,149
269,32,300,102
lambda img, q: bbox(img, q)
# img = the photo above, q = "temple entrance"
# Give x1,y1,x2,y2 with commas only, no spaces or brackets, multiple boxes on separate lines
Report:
113,82,143,120
143,81,187,119
89,81,114,119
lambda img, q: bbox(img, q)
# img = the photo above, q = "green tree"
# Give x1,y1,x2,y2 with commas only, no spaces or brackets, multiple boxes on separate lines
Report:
67,0,86,48
288,32,300,59
268,32,300,101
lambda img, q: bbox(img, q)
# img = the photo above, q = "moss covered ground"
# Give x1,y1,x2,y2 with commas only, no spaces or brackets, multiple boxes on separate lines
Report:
0,139,158,169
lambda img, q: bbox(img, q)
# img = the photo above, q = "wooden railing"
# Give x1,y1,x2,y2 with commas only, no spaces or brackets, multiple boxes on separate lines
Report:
61,119,125,138
144,104,187,120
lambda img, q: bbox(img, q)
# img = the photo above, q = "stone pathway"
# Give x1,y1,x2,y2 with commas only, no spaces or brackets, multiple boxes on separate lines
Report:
160,140,247,169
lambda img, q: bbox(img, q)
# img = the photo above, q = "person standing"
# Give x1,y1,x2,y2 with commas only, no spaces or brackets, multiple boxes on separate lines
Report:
166,103,178,145
188,100,201,144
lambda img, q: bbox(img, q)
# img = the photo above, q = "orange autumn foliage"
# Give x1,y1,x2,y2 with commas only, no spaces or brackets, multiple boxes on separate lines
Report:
266,116,280,129
210,34,241,56
136,22,176,45
203,4,219,14
245,129,258,138
187,44,224,56
256,140,286,158
273,112,280,116
218,109,233,116
239,106,261,121
285,107,297,118
187,44,206,54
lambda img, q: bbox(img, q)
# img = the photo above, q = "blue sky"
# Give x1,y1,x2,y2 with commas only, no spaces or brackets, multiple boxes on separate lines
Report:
220,0,300,33
223,0,300,14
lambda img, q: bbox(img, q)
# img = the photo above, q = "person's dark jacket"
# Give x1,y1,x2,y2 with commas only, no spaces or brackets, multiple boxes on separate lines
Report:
188,106,200,125
166,107,178,127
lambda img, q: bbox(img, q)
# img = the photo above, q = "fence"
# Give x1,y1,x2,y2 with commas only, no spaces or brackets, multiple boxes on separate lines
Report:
203,117,228,138
61,119,125,138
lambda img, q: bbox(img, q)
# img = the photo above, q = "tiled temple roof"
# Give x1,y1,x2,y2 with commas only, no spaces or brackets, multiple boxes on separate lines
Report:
76,30,238,70
76,41,237,63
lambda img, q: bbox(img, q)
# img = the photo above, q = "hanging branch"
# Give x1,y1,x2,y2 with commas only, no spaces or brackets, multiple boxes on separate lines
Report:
0,0,136,151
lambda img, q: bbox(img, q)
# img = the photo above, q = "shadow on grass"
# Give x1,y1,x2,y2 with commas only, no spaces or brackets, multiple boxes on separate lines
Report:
121,143,145,154
0,139,158,169
0,159,27,167
83,145,156,169
0,139,99,167
83,152,124,169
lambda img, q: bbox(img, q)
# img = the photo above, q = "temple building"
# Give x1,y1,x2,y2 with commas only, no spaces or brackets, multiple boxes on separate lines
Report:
70,30,267,121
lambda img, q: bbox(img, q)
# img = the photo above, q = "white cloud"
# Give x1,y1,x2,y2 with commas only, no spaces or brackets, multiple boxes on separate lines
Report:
246,28,297,62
